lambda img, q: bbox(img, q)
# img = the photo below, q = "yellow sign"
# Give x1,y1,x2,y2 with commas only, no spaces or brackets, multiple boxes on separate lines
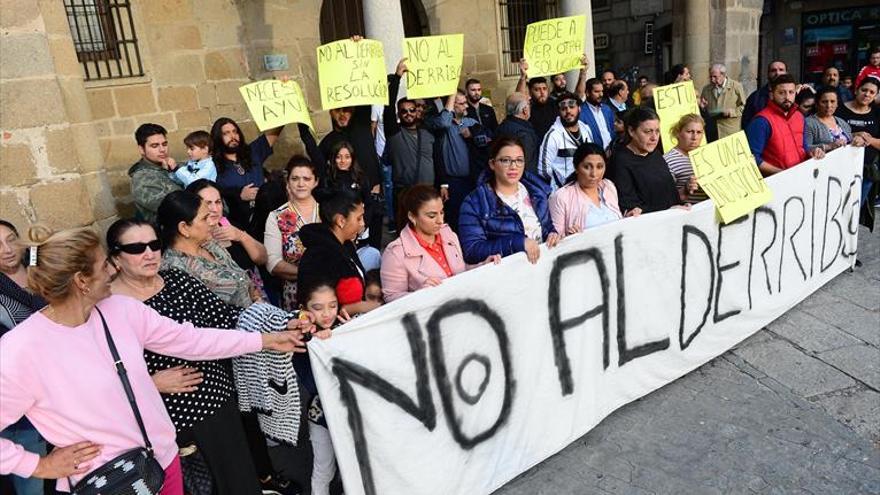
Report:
523,15,587,78
690,131,773,223
653,81,706,153
317,39,387,110
403,34,464,99
239,79,313,132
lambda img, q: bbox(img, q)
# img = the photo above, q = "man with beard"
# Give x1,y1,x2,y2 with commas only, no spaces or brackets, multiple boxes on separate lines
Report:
210,117,283,227
817,66,853,104
600,70,616,96
742,60,787,129
516,60,557,140
424,90,485,231
464,78,498,168
576,77,616,150
128,123,182,223
538,92,594,191
384,59,440,206
550,73,568,101
746,74,825,176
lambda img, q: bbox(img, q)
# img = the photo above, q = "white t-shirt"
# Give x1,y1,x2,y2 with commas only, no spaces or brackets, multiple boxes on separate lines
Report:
497,183,543,242
371,104,386,157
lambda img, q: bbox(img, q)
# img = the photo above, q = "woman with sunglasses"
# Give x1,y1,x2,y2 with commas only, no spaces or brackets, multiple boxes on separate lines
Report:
459,136,559,265
0,225,305,494
107,218,273,495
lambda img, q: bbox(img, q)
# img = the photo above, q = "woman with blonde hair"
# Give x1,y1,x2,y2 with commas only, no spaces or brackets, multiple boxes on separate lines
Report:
0,226,306,494
663,113,708,204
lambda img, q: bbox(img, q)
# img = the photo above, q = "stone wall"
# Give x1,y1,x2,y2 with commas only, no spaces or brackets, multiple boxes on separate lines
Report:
0,0,112,232
1,0,526,228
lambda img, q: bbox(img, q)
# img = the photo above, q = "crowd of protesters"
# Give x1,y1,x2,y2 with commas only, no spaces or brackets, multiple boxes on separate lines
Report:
1,32,879,495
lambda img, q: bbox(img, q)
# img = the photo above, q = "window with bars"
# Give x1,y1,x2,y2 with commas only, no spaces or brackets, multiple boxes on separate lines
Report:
64,0,144,81
498,0,559,77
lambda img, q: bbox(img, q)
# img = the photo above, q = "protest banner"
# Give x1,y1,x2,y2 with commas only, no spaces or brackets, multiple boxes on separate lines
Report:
309,146,863,495
653,81,706,153
690,131,773,223
403,34,464,99
239,79,313,132
317,39,387,110
523,15,587,78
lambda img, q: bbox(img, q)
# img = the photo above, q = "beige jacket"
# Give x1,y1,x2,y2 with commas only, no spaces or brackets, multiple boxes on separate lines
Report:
701,78,746,139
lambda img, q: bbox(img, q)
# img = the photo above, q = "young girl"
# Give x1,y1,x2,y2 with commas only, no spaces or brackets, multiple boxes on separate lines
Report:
295,280,351,495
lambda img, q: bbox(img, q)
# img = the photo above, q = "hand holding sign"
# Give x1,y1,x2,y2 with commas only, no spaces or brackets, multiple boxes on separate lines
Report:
403,34,464,99
653,81,705,153
239,79,313,132
522,15,587,78
317,38,388,110
690,131,773,223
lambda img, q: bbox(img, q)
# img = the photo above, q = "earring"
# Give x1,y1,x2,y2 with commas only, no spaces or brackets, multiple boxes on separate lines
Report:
81,286,91,295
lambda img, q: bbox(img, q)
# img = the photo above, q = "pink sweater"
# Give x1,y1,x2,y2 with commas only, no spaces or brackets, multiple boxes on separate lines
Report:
0,295,262,490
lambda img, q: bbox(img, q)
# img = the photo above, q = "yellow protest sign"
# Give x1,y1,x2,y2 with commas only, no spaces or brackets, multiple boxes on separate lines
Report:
653,81,706,153
403,34,464,99
523,15,586,78
317,39,387,110
690,131,773,224
239,79,313,132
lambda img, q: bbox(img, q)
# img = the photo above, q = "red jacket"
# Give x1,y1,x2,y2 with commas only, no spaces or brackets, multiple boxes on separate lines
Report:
754,103,807,169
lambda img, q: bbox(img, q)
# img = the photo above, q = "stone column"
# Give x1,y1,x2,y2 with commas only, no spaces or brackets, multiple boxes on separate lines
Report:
363,0,406,77
680,0,712,90
560,0,596,87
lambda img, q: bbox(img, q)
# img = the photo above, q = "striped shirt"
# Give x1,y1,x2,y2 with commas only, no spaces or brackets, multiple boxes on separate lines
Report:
663,148,708,204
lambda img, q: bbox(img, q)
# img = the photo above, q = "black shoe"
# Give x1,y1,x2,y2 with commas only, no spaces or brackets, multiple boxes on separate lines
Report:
261,474,302,495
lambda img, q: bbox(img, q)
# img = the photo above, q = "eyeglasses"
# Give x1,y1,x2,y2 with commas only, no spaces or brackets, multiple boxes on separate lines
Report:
400,108,418,114
114,240,161,255
494,157,526,169
558,100,578,109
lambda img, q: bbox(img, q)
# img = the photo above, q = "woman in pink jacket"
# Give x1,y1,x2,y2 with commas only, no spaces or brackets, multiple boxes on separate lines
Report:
549,142,623,236
380,185,498,302
0,226,309,494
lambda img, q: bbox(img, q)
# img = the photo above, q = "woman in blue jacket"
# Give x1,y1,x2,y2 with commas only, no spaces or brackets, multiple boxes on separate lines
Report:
459,136,560,265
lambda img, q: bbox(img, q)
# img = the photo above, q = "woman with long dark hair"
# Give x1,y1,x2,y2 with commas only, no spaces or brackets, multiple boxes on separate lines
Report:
296,189,380,316
608,107,685,216
458,136,559,265
549,143,622,236
380,185,499,302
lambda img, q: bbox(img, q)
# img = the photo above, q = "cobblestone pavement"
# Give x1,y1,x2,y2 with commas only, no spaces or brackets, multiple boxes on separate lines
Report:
495,227,880,494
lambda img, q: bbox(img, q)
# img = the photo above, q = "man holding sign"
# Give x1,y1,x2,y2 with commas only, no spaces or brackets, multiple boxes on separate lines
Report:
318,37,384,191
522,15,587,78
745,74,825,176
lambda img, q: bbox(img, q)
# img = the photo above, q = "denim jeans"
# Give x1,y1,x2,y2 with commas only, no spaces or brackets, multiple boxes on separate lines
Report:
0,425,46,495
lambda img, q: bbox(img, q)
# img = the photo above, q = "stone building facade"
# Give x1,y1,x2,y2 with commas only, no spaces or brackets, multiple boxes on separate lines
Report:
1,0,767,229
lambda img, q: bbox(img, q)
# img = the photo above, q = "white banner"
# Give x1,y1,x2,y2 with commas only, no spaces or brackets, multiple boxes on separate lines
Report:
309,147,863,495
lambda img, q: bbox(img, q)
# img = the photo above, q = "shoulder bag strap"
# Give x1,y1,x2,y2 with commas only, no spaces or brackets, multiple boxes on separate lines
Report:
95,307,155,454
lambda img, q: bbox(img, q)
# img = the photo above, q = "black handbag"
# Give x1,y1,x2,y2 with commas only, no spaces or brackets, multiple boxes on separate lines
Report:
179,443,214,495
70,307,166,495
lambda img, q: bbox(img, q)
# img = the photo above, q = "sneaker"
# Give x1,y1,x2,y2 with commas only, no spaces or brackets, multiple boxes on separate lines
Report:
261,473,302,495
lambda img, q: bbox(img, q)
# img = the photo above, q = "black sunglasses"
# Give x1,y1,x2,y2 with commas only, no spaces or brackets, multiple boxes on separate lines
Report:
114,240,161,255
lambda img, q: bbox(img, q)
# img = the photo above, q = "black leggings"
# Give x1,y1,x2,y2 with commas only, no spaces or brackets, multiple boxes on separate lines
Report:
184,400,263,495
